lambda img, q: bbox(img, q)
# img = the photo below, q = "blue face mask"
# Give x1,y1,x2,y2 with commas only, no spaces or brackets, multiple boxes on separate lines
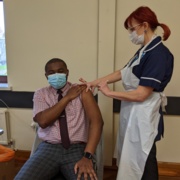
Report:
48,73,67,89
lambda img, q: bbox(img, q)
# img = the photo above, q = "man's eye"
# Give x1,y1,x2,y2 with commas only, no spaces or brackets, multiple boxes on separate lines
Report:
58,71,64,73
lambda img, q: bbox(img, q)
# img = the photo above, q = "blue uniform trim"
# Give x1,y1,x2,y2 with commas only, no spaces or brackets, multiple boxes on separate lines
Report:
141,77,161,83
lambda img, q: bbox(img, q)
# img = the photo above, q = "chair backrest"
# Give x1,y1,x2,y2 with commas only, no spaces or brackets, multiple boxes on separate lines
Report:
0,128,4,135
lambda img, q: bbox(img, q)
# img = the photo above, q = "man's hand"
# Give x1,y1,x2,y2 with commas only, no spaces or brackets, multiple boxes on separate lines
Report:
65,85,86,101
74,157,97,180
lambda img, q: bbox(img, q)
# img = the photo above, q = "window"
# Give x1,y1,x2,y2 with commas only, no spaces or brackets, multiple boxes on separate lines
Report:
0,0,7,84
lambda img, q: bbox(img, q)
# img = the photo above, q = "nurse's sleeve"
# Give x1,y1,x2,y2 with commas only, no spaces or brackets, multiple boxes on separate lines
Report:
139,52,166,90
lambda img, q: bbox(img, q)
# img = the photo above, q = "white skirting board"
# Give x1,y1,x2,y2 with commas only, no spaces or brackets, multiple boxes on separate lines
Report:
0,108,10,145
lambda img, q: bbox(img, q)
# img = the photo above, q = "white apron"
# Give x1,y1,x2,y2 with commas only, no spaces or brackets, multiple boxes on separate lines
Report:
116,43,166,180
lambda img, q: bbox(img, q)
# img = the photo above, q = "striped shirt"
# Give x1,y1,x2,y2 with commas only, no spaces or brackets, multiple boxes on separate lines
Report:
33,82,89,144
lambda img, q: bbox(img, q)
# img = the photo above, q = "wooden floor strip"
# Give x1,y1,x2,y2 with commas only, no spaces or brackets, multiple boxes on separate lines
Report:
158,162,180,177
13,150,180,179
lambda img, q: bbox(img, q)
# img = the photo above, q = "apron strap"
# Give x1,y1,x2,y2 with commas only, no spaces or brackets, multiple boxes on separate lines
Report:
160,92,167,113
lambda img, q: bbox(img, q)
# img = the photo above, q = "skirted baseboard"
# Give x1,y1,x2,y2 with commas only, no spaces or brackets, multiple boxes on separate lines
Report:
104,158,180,177
14,150,180,177
158,161,180,177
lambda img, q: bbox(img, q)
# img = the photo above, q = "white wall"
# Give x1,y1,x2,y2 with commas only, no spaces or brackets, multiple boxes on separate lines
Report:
1,0,180,165
3,0,117,165
114,0,180,163
9,108,36,150
3,0,99,151
4,0,98,91
115,0,180,96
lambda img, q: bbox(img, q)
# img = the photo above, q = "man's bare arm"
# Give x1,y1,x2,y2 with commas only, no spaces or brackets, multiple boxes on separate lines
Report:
82,90,104,154
74,89,104,180
34,85,86,128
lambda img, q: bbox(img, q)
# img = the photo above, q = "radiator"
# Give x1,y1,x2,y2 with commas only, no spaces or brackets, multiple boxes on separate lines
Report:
0,108,10,145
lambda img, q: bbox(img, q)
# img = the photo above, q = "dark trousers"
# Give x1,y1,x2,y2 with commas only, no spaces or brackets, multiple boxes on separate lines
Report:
14,142,95,180
141,143,159,180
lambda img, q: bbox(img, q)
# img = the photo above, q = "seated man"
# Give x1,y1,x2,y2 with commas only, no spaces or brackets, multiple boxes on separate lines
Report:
15,58,104,180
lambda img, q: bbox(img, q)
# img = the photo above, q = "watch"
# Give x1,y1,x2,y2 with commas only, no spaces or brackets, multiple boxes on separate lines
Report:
83,152,93,159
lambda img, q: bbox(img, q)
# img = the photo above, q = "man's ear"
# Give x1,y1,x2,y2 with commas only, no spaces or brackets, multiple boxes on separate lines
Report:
45,73,48,79
66,69,69,77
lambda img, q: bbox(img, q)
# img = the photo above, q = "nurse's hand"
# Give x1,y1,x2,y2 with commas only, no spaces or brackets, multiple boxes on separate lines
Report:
79,78,97,93
98,80,110,96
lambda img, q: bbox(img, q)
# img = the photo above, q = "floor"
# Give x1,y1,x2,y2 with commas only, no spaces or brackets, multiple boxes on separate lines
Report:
14,167,180,180
11,150,180,180
103,168,180,180
14,162,180,180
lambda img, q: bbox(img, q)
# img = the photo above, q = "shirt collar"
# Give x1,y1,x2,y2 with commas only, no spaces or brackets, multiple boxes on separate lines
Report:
136,36,162,55
61,82,72,95
145,36,162,50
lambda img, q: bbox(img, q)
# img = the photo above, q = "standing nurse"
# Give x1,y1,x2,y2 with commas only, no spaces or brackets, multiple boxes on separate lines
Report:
80,6,174,180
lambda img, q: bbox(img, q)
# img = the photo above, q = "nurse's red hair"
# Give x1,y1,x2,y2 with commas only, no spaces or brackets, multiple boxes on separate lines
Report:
124,6,171,41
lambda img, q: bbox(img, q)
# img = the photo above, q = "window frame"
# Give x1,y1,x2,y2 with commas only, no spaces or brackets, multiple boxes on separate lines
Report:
0,0,7,84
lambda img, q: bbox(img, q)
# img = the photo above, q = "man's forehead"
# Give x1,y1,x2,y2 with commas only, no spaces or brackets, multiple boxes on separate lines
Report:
47,62,66,69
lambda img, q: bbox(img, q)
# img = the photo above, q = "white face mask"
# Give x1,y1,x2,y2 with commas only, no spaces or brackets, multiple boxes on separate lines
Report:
129,30,144,45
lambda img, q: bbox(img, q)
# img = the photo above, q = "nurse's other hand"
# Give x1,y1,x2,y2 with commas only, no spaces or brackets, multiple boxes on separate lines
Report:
98,80,110,96
79,78,96,92
79,77,87,84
